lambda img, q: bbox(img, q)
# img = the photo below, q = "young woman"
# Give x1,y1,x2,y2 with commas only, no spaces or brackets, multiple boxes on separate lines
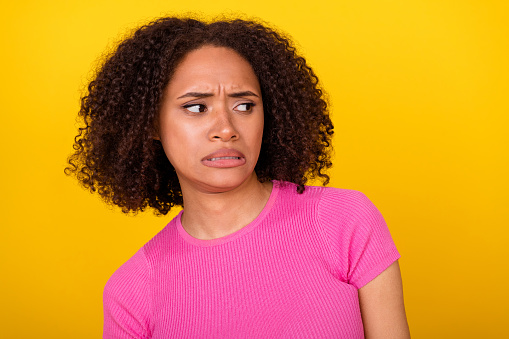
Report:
67,17,410,338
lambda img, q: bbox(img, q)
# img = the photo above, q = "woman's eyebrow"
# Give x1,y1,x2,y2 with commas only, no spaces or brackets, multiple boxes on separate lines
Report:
177,92,213,99
177,91,259,99
228,91,259,98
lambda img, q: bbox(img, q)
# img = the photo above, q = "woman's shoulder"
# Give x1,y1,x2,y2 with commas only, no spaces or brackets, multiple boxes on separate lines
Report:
274,181,385,232
284,183,400,289
141,213,182,262
277,180,371,210
104,213,181,297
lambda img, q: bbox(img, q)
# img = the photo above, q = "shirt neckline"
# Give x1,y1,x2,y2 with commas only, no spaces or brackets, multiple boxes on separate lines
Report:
176,181,281,247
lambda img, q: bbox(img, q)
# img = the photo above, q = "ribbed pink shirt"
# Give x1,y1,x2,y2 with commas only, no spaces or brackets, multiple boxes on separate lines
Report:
103,181,400,338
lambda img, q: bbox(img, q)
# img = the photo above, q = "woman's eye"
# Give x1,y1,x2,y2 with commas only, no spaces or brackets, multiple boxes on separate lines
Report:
235,103,254,112
184,104,207,113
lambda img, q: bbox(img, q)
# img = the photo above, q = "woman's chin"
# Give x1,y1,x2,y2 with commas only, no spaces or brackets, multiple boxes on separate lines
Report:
183,172,259,195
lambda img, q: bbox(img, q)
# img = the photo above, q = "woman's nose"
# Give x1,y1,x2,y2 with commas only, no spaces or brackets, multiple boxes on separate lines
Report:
208,108,239,142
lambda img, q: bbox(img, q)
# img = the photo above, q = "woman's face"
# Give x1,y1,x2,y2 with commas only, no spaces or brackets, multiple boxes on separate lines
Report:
158,45,264,194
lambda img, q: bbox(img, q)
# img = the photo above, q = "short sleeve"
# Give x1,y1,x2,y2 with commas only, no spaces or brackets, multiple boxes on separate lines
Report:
317,189,400,289
103,248,152,339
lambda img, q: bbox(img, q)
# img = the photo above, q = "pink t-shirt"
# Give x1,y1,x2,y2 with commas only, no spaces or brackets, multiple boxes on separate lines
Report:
103,181,400,338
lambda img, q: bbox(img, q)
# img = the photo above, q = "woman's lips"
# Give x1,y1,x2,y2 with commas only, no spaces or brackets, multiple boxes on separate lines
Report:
201,149,246,168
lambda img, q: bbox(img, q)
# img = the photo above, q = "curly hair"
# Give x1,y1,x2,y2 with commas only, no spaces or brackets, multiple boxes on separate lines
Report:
66,17,334,215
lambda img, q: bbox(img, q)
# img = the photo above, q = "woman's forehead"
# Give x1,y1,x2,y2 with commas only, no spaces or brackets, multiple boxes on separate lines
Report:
166,46,261,98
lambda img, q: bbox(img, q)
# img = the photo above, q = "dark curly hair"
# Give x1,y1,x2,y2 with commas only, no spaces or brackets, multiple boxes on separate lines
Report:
66,16,334,215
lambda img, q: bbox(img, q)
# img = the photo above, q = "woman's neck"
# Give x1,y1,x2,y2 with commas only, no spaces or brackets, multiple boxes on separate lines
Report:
179,175,273,240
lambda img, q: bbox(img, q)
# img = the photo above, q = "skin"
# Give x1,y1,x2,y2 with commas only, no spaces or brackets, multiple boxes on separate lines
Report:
359,261,411,338
158,45,410,337
157,45,272,239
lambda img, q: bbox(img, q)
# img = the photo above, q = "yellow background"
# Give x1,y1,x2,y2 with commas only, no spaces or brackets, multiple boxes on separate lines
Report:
1,0,507,337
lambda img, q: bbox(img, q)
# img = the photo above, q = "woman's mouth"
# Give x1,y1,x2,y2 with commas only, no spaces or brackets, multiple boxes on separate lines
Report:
206,156,242,161
201,149,246,168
